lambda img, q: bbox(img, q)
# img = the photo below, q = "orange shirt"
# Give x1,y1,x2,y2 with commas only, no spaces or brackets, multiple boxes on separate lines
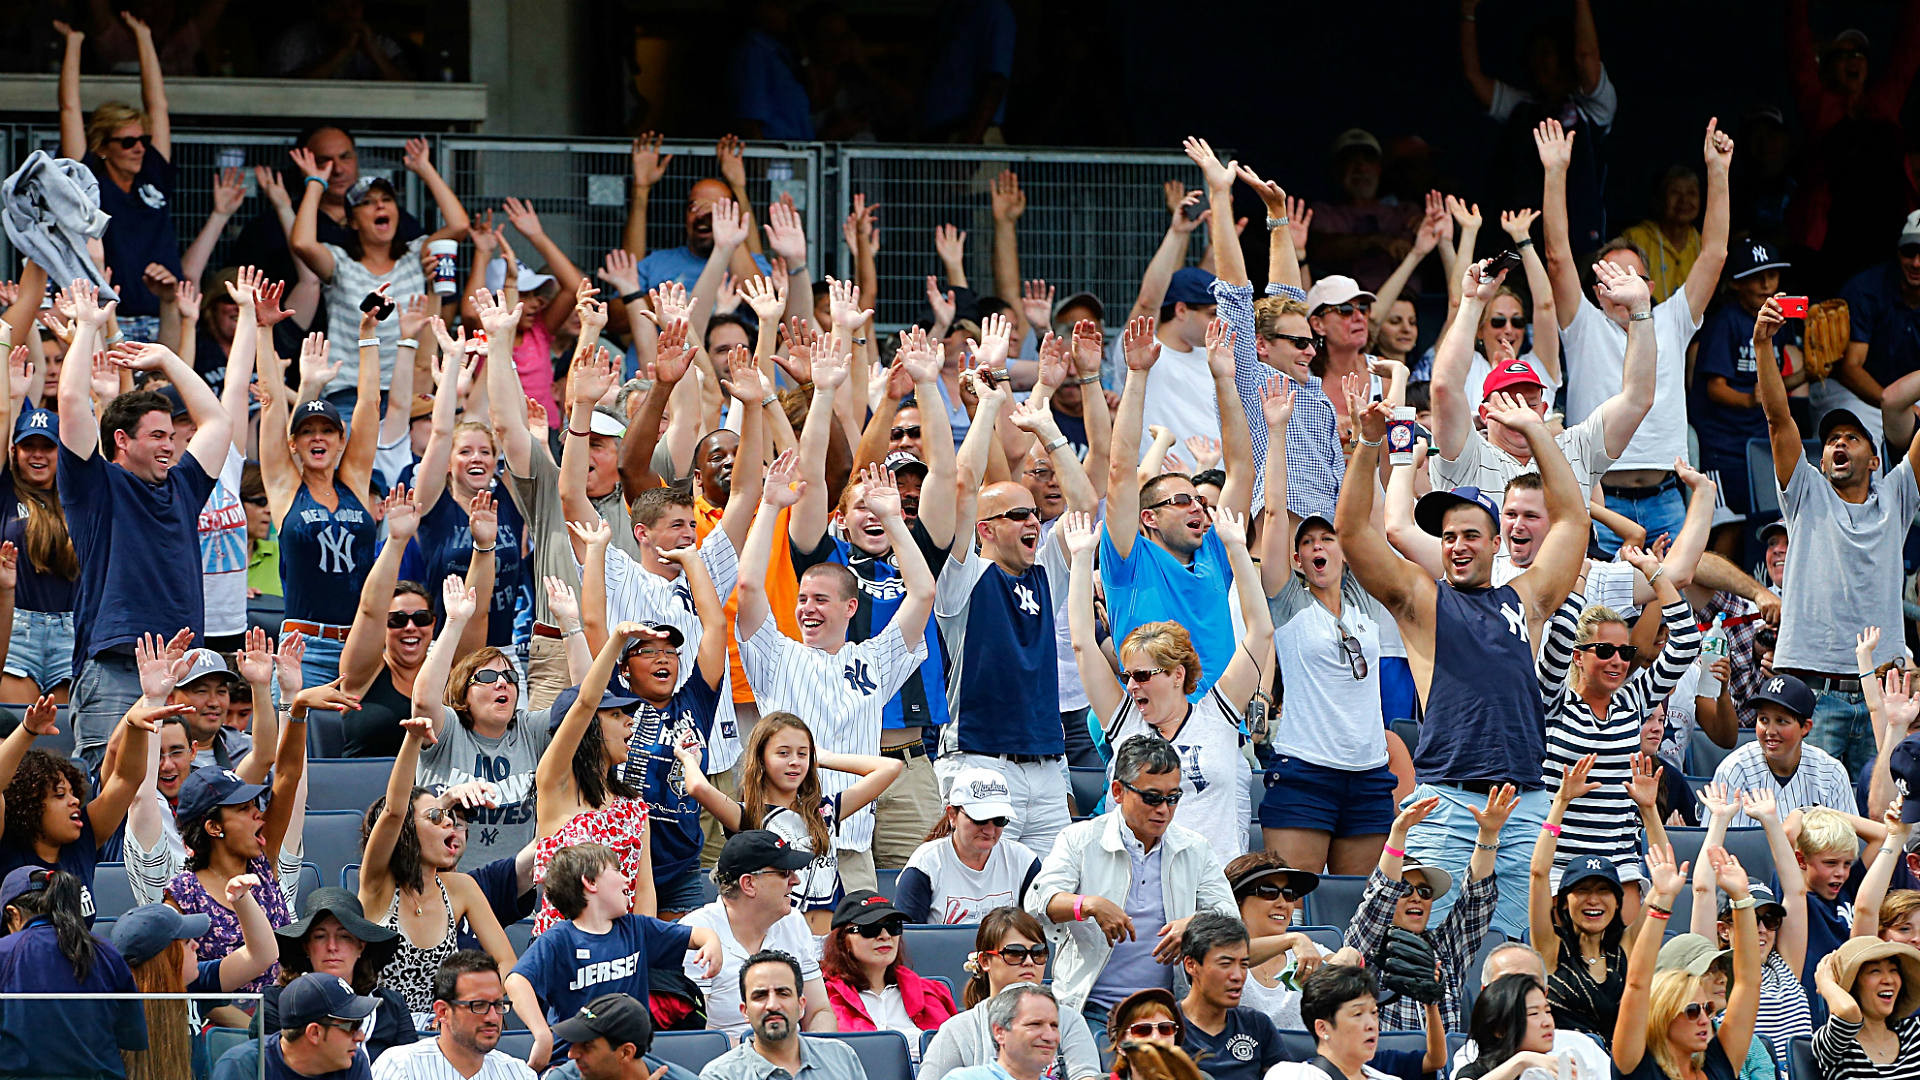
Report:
695,495,801,703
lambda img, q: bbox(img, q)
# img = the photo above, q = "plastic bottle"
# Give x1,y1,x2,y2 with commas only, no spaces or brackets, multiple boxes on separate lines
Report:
1697,614,1729,698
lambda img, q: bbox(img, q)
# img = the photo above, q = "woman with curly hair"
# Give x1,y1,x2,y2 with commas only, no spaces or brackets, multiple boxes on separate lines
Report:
820,890,955,1053
0,691,163,923
922,906,1103,1080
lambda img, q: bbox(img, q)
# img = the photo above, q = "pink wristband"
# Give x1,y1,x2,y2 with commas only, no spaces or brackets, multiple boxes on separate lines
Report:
1382,845,1406,859
1541,822,1562,837
1073,895,1085,921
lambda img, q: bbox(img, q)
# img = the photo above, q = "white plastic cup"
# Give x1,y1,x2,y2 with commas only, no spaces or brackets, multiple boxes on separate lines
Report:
1387,406,1417,466
428,239,460,296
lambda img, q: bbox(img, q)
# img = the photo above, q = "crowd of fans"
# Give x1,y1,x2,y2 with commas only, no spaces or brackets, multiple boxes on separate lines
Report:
7,5,1920,1080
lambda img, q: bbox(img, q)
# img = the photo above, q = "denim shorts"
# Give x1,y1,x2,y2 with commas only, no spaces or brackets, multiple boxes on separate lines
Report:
1259,755,1398,835
655,864,710,913
5,609,75,689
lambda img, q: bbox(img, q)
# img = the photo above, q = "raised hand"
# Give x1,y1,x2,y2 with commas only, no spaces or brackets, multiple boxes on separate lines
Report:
991,170,1026,222
107,341,181,374
1483,390,1545,435
715,134,748,189
1203,317,1237,380
1122,315,1160,371
1885,667,1920,736
468,490,499,550
1592,259,1650,312
134,629,194,702
1232,163,1291,219
289,146,332,185
630,131,673,189
402,137,433,176
1212,506,1249,548
1036,333,1070,391
501,195,544,240
569,340,618,408
1555,753,1601,805
224,873,263,906
175,278,202,323
1709,847,1750,897
725,345,766,405
1060,510,1098,557
7,347,31,406
254,165,292,211
1393,794,1443,833
647,280,694,328
1645,842,1687,900
276,631,306,698
20,694,59,738
923,275,956,332
599,249,639,297
1070,319,1103,376
399,714,438,747
237,626,275,687
473,287,524,340
1533,118,1575,172
858,463,901,520
441,573,478,624
1500,208,1540,243
1007,396,1060,438
973,312,1013,372
1181,136,1236,193
1754,297,1785,345
1469,783,1520,834
829,276,874,329
70,278,114,329
810,335,851,392
565,517,613,554
1616,543,1662,580
761,449,806,509
1703,117,1734,174
211,167,246,215
895,326,943,384
1183,436,1222,471
709,197,748,251
740,275,785,322
544,576,581,626
255,278,293,327
1698,782,1736,821
1624,751,1664,810
764,198,807,265
1738,787,1779,826
934,223,967,268
1445,195,1482,231
1260,373,1297,431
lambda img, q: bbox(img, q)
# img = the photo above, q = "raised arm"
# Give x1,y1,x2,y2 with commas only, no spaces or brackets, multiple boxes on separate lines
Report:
715,345,768,557
1457,0,1498,107
1335,401,1430,619
286,150,339,282
409,575,477,742
1205,317,1256,518
1210,507,1272,704
736,451,804,642
622,133,671,259
1534,756,1594,976
536,625,633,835
1062,511,1123,721
182,170,247,288
1682,120,1734,322
1257,377,1300,596
1502,209,1560,384
1128,184,1208,322
1496,393,1587,621
901,329,960,548
361,715,431,906
1533,120,1584,328
338,488,419,697
1588,261,1657,460
1690,783,1737,937
1432,259,1507,460
55,21,85,160
786,324,843,553
56,280,111,458
863,464,934,651
118,13,170,156
1614,842,1687,1072
1007,397,1095,515
990,171,1026,330
1104,317,1159,561
1750,297,1802,491
403,139,471,245
1712,848,1762,1061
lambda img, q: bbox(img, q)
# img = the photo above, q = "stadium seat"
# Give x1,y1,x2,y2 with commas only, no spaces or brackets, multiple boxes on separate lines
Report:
921,1029,939,1061
654,1031,731,1074
205,1027,254,1065
496,1032,534,1059
1377,1031,1429,1056
876,867,902,897
902,923,978,990
307,710,348,760
1390,718,1420,755
1667,826,1709,867
819,1030,913,1080
1790,1036,1813,1080
1248,819,1263,856
1718,828,1774,879
296,862,322,905
342,864,360,893
92,863,137,921
1687,728,1734,777
1277,1030,1317,1060
1293,925,1347,953
1746,438,1780,518
1068,767,1108,816
302,810,366,887
306,758,397,813
505,918,535,958
1302,875,1369,930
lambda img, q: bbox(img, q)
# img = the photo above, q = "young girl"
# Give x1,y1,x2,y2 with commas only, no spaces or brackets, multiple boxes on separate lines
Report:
678,713,901,932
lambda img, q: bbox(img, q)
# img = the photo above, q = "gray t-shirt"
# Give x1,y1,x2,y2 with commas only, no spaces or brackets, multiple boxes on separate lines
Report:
414,707,553,869
1776,454,1919,672
505,447,640,627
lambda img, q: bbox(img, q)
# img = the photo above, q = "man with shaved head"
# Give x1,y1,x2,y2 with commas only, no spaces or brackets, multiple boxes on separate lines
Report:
932,367,1097,856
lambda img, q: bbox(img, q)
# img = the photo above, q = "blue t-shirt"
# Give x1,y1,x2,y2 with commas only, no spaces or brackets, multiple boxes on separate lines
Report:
399,483,528,647
0,468,76,614
0,783,103,927
792,525,951,732
456,854,538,952
1841,261,1920,387
1098,528,1235,701
729,30,814,139
253,1033,371,1080
0,919,145,1076
510,914,692,1055
1180,1006,1286,1080
619,672,723,884
634,247,771,293
85,149,180,319
60,445,216,666
1689,303,1790,463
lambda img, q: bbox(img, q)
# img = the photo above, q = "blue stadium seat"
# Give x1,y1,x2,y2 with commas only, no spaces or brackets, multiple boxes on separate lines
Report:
876,866,902,897
1248,819,1263,856
1293,925,1347,953
306,758,397,813
204,1027,254,1065
1718,828,1775,881
1376,1031,1429,1056
1068,767,1108,816
1390,718,1420,755
496,1031,534,1059
1790,1036,1813,1080
819,1031,913,1080
654,1030,732,1074
505,918,534,959
296,862,322,905
1302,875,1369,930
307,710,347,760
902,923,977,991
342,863,360,893
302,810,366,887
1688,728,1734,777
1746,438,1780,519
92,863,137,921
1277,1030,1316,1060
920,1029,939,1061
1667,826,1709,867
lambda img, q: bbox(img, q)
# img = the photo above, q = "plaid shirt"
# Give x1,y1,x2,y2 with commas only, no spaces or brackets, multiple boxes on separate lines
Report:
1343,867,1497,1032
1702,591,1764,728
1222,280,1342,519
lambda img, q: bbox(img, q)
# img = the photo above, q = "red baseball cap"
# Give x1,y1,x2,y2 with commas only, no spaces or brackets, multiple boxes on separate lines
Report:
1481,360,1545,403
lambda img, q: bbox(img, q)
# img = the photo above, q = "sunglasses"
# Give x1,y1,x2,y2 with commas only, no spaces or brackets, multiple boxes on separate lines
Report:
1128,1021,1181,1039
1143,492,1202,511
106,133,153,150
447,999,512,1015
1487,315,1527,329
1402,883,1436,900
1119,667,1168,686
852,919,905,939
984,506,1042,524
966,814,1012,828
242,495,269,508
1679,1003,1710,1020
1757,909,1783,931
1262,331,1316,350
387,610,435,629
1121,780,1183,807
1575,642,1640,662
988,943,1049,965
315,1017,363,1035
1903,244,1920,260
1327,301,1371,318
421,807,467,827
1338,630,1368,680
469,669,511,686
890,425,922,441
1245,880,1306,902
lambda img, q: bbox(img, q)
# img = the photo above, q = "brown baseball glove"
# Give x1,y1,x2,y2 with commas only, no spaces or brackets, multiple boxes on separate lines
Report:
1801,299,1850,380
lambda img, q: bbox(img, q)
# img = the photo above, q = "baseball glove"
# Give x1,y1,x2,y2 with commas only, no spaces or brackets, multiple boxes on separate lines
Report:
1376,927,1445,1004
1801,298,1850,380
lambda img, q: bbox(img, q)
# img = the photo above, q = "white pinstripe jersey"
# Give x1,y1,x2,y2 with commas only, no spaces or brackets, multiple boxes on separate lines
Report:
1709,738,1856,828
369,1038,537,1080
737,619,927,851
1430,408,1616,508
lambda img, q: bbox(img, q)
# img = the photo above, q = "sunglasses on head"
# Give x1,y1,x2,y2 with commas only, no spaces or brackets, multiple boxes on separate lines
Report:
1121,780,1183,807
1127,1021,1181,1039
469,669,510,685
1262,331,1316,350
1246,880,1305,902
984,506,1041,523
1487,315,1527,329
1575,642,1640,662
989,943,1049,965
852,918,905,939
106,133,153,150
1143,491,1202,511
387,610,434,629
1119,666,1168,686
890,425,922,441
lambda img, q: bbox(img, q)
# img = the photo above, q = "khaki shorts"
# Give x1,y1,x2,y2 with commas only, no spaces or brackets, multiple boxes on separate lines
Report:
871,751,941,869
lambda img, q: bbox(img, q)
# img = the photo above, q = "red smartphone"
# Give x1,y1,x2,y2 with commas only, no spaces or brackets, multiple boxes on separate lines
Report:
1776,296,1809,318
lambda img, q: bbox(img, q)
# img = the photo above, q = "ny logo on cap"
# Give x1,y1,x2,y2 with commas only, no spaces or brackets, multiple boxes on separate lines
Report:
333,976,353,994
1579,857,1606,870
220,770,243,783
1751,243,1770,262
1766,677,1786,694
24,413,48,429
300,401,326,414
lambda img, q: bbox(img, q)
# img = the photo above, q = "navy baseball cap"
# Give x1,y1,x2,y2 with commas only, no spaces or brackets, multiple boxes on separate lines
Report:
0,866,50,909
1165,266,1218,308
883,450,929,480
547,682,643,731
1718,881,1787,919
155,385,189,419
173,767,269,827
291,398,345,434
1749,673,1816,720
1729,239,1790,280
620,622,686,658
1818,407,1872,444
279,972,380,1030
111,902,212,967
1559,854,1622,894
1890,734,1920,823
715,829,812,885
1414,486,1500,537
12,407,57,446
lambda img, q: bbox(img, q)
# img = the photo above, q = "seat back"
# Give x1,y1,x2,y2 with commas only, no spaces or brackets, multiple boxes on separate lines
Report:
92,863,137,921
817,1030,913,1080
654,1031,733,1074
1302,875,1369,930
901,923,979,991
303,810,367,888
1068,767,1108,816
306,758,397,813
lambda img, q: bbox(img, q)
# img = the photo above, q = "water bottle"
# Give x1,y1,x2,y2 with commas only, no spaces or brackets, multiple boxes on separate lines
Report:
1697,615,1729,698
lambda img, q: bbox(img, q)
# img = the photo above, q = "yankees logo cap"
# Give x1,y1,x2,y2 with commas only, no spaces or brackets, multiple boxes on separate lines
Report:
1747,673,1815,720
716,829,813,885
1889,734,1920,823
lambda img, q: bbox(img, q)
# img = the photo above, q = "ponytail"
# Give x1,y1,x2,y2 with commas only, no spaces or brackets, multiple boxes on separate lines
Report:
6,869,97,981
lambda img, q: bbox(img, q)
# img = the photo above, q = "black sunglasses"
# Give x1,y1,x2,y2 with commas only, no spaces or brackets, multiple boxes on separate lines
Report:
1246,880,1305,902
1487,315,1527,329
1338,630,1368,680
1119,667,1168,686
1903,244,1920,260
242,495,269,508
966,814,1011,828
315,1017,363,1034
890,425,922,441
470,669,511,685
1327,301,1371,317
1756,909,1783,930
1403,883,1436,900
1262,331,1316,350
106,133,153,150
1575,642,1640,662
852,918,905,939
1143,492,1202,511
387,610,435,629
989,943,1049,965
1121,780,1183,807
984,506,1040,523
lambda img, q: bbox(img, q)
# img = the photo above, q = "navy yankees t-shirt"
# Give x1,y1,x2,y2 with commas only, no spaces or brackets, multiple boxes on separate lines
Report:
511,913,692,1055
400,483,528,647
619,673,723,884
0,816,102,926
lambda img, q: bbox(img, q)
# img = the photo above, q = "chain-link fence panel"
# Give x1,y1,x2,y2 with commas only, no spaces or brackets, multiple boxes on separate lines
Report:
830,145,1210,330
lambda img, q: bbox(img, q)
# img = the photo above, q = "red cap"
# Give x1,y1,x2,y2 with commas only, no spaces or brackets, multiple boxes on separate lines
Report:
1481,360,1545,403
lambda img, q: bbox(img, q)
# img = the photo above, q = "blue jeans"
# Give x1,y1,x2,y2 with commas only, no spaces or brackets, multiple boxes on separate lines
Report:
1808,686,1875,777
282,627,345,695
5,610,76,689
1402,782,1550,939
71,651,145,776
1595,482,1688,556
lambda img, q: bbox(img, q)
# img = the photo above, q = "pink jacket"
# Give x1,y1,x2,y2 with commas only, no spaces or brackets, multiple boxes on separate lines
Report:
824,965,958,1033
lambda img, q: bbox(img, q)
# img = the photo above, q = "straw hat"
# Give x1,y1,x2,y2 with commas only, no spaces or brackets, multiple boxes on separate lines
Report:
1833,936,1920,1019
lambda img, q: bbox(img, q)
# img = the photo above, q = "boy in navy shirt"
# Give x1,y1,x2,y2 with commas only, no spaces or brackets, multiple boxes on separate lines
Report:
1687,240,1803,519
507,842,721,1071
1176,913,1287,1080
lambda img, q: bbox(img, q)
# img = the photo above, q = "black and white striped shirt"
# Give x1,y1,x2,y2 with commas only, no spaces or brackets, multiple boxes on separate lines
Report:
1813,1014,1920,1080
1537,598,1701,867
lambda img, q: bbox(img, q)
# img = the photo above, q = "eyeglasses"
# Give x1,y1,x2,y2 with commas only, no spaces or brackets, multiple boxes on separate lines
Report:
315,1017,364,1035
387,610,435,629
1337,629,1368,680
1120,780,1183,807
1127,1021,1181,1039
853,919,905,939
966,814,1011,829
630,645,677,660
1575,642,1640,662
1025,466,1056,482
469,669,511,686
421,807,467,827
1486,315,1527,330
1261,331,1316,350
1327,301,1371,318
988,943,1049,965
1402,883,1436,900
984,506,1040,523
1245,880,1305,902
1118,667,1168,686
890,425,922,441
445,999,512,1015
106,133,153,150
1679,1003,1710,1020
1143,492,1201,511
242,495,269,508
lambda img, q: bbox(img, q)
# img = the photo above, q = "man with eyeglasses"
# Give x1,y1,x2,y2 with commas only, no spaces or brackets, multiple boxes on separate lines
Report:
1028,735,1236,1026
373,951,534,1078
681,831,835,1036
934,367,1097,857
1175,912,1287,1080
1540,116,1731,553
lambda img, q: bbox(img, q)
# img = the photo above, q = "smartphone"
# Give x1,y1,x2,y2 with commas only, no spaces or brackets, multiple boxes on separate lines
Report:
360,290,395,320
1776,296,1809,318
1483,249,1524,281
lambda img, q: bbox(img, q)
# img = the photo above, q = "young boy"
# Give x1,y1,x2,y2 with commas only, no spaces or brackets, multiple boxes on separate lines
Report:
1686,239,1804,521
506,843,721,1071
1710,674,1854,828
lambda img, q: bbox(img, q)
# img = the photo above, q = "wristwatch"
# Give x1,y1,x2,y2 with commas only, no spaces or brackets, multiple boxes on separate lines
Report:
1044,435,1070,453
1727,896,1758,911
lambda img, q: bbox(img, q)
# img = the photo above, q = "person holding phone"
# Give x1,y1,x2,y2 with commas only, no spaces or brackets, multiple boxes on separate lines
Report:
1686,241,1803,529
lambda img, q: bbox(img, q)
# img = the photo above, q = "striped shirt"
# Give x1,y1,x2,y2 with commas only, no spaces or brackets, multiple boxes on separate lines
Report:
1537,598,1701,867
1709,739,1855,829
1222,281,1343,519
370,1037,537,1080
125,796,302,910
589,526,743,771
736,619,927,851
1813,1014,1920,1080
1431,408,1615,509
1756,950,1813,1078
318,236,429,397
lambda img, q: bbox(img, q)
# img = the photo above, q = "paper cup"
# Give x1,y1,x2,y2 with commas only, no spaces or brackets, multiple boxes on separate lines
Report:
1387,406,1417,466
428,239,460,296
